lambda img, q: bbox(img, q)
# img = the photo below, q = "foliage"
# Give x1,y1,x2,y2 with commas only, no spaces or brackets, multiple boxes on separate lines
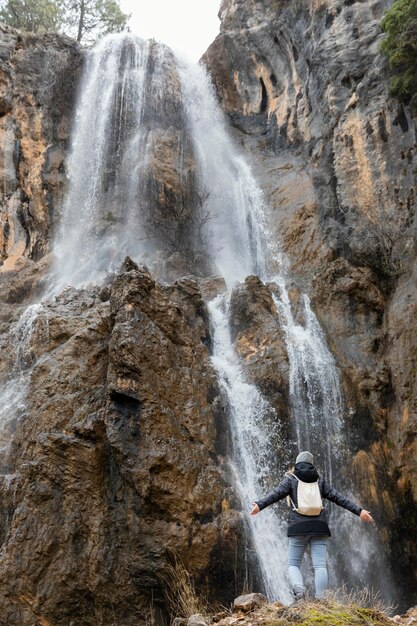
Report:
0,0,130,43
0,0,62,32
381,0,417,101
144,179,212,274
60,0,129,44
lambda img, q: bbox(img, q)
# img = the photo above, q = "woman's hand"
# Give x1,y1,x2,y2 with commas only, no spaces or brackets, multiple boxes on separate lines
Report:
250,503,260,516
360,509,373,524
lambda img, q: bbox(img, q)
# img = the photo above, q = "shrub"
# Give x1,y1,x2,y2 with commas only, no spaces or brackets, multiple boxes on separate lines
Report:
381,0,417,101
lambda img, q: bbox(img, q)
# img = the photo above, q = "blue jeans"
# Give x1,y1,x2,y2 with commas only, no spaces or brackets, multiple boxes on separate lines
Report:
288,535,329,598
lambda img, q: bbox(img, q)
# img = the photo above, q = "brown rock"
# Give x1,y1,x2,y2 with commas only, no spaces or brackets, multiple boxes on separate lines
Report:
0,29,82,272
229,276,290,433
0,266,247,624
233,592,267,612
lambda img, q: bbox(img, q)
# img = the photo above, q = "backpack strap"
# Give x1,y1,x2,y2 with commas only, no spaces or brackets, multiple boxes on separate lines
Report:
285,472,298,510
285,472,298,480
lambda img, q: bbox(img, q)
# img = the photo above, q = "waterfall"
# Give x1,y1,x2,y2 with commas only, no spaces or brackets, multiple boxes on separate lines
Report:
208,294,292,602
0,304,49,469
176,59,270,285
272,284,344,482
174,50,394,601
52,35,174,290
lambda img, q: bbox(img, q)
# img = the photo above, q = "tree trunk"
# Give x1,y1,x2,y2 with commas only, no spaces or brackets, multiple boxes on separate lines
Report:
77,0,85,42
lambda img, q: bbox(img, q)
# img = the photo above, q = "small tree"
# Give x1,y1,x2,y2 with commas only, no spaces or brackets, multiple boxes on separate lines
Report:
60,0,129,44
381,0,417,101
144,180,212,270
0,0,62,32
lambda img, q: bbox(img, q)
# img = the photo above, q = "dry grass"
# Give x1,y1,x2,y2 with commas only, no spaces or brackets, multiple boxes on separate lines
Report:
162,556,210,623
324,585,396,615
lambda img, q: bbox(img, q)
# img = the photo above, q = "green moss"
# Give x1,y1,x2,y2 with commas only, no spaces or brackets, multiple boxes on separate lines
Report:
252,601,392,626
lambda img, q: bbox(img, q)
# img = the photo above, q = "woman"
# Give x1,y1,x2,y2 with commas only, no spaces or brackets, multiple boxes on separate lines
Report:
250,451,373,601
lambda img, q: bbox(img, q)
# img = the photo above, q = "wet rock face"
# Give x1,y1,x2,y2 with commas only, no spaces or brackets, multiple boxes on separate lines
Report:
229,276,290,425
205,0,416,280
0,263,245,625
0,25,83,272
205,0,417,599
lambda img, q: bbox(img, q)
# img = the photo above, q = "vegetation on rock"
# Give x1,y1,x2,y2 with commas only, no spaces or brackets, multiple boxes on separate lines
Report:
381,0,417,102
0,0,129,43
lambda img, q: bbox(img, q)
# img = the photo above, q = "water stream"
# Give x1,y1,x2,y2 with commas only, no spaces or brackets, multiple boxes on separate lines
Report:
0,304,49,468
208,294,291,602
175,42,393,600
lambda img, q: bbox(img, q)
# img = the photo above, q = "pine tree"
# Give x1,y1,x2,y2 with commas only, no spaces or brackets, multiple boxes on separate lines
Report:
60,0,129,44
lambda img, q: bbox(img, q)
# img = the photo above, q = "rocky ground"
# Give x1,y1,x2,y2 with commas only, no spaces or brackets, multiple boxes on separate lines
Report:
173,592,417,626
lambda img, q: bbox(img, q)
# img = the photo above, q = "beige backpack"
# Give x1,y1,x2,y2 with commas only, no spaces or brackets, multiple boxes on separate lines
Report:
286,473,323,516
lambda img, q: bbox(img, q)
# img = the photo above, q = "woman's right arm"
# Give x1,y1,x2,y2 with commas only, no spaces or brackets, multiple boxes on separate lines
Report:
251,476,293,514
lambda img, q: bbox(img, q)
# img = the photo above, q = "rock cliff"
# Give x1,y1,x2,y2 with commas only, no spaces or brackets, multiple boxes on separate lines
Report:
0,261,246,625
0,24,82,275
205,0,417,601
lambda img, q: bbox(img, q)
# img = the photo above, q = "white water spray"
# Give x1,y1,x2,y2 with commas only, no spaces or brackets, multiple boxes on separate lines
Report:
176,59,269,285
208,294,292,602
272,285,344,482
0,304,49,465
53,35,155,289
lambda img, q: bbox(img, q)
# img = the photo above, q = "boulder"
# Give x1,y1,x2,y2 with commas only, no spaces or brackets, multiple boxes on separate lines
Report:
233,592,267,612
187,614,210,626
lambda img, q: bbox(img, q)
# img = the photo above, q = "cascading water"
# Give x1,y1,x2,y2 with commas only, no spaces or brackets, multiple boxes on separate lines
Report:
52,35,190,290
0,304,49,468
53,35,153,289
272,285,343,482
176,59,270,284
208,294,291,602
271,284,394,599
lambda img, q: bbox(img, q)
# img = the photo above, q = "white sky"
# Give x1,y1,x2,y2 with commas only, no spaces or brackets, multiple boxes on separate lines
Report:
119,0,221,62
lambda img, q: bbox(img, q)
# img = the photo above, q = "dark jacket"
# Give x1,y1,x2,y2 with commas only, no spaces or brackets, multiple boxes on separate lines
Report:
256,462,362,537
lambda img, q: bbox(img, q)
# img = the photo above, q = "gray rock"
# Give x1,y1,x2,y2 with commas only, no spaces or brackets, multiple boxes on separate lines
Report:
233,592,267,612
187,614,210,626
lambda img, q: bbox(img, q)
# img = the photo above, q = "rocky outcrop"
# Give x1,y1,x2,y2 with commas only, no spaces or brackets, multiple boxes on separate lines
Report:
229,276,290,429
0,24,82,274
205,0,417,600
0,261,245,625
